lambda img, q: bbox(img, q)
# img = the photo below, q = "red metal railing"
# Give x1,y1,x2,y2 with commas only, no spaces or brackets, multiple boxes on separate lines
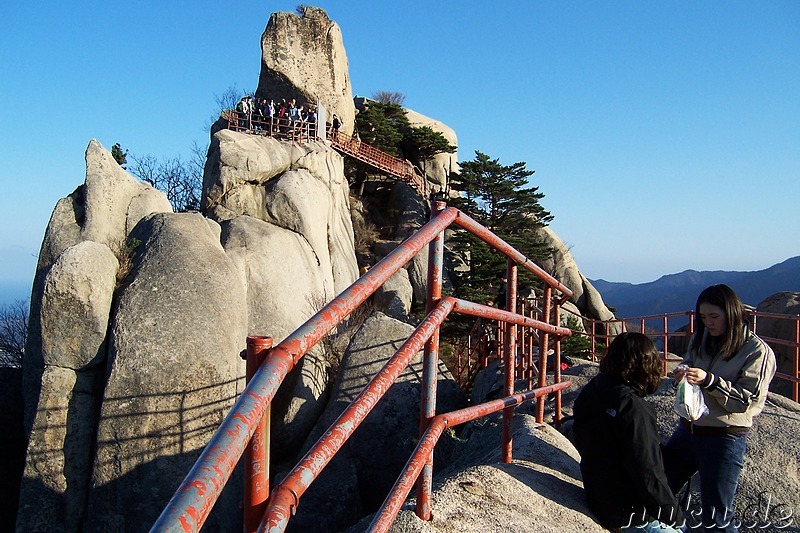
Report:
227,111,320,144
452,295,552,394
327,130,427,197
151,204,573,532
368,380,571,532
226,111,427,197
564,308,800,402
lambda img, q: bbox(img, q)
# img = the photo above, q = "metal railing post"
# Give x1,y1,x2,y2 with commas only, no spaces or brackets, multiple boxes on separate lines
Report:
502,261,517,463
526,301,535,390
794,316,799,403
536,286,553,423
554,304,563,428
244,336,273,533
417,200,446,519
662,315,669,375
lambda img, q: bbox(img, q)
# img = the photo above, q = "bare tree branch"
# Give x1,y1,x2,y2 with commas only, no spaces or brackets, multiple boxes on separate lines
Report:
0,299,28,368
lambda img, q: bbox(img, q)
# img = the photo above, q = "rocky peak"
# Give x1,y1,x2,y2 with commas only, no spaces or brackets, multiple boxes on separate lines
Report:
257,7,356,137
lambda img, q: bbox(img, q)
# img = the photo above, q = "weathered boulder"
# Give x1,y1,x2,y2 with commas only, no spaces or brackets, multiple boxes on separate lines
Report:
15,241,118,531
221,215,331,459
81,139,173,249
22,194,85,433
534,225,619,330
17,367,98,533
756,292,800,398
85,212,248,532
23,141,171,434
290,312,466,533
203,130,358,296
361,414,604,533
39,241,118,369
257,7,356,137
374,268,413,321
405,107,459,194
203,131,294,207
17,140,171,532
262,169,347,297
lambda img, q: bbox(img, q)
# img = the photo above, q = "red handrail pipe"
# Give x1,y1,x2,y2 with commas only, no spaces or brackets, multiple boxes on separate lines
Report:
152,207,573,532
368,380,573,533
259,297,572,532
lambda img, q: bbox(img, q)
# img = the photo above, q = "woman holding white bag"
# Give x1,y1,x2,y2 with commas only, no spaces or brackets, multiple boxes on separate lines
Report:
663,284,776,532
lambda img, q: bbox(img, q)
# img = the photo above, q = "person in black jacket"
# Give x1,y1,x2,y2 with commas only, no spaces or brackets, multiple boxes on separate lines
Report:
573,332,683,532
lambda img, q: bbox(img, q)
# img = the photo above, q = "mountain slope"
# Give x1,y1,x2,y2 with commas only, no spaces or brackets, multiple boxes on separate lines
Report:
591,256,800,319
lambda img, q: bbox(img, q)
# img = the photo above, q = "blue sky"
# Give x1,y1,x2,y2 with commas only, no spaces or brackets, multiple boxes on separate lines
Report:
1,1,798,304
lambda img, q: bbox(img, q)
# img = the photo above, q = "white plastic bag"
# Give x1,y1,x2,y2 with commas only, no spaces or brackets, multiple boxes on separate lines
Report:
674,377,709,421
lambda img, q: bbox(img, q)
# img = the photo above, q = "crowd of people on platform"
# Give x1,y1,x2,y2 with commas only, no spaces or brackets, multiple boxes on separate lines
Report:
234,95,329,140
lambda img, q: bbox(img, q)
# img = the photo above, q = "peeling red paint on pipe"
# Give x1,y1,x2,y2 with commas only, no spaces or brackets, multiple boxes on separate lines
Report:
245,336,273,533
260,297,457,533
418,201,445,517
368,381,573,533
450,298,572,338
451,211,573,299
153,205,573,532
537,286,553,423
502,261,518,464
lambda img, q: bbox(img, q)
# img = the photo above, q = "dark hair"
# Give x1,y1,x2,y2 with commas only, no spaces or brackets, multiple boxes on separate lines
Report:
690,284,746,360
599,332,662,396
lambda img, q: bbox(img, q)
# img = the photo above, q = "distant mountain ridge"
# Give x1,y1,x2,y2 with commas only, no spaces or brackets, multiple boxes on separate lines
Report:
590,256,800,319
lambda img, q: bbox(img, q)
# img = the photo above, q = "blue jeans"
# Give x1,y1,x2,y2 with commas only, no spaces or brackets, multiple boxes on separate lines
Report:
662,424,747,532
622,519,682,532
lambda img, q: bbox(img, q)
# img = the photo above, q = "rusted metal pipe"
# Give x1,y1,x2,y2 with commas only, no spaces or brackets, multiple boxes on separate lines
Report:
451,211,573,299
450,299,571,337
260,297,457,533
553,306,563,429
418,200,446,518
536,286,553,423
244,336,274,533
369,381,573,533
502,261,517,463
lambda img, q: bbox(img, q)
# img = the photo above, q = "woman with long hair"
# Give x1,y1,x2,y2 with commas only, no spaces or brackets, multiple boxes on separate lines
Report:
663,284,776,532
573,332,682,532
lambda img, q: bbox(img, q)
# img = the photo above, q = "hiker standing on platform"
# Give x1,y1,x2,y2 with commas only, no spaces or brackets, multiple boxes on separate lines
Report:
573,333,683,532
496,276,508,310
331,114,341,140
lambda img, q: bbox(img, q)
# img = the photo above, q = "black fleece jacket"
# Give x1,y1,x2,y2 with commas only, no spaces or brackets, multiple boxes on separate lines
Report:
573,373,681,528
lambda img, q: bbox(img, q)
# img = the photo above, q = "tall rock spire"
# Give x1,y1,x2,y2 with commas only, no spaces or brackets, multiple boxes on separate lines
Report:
257,7,356,137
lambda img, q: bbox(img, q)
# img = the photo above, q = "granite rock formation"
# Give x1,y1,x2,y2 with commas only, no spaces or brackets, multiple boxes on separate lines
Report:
257,7,356,138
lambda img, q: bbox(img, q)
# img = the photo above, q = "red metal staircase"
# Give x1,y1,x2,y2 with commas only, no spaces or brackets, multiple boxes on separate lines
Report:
328,131,428,197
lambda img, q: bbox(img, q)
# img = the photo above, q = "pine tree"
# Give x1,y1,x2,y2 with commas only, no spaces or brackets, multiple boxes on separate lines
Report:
354,101,455,169
355,101,407,156
111,143,128,168
448,151,552,304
